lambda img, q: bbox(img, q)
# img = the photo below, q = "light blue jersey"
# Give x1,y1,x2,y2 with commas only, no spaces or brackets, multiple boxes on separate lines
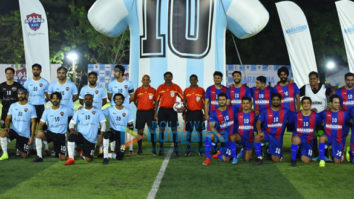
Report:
104,106,133,132
48,80,78,109
8,102,37,138
71,108,106,143
79,85,107,110
108,79,134,108
24,78,49,105
41,105,71,134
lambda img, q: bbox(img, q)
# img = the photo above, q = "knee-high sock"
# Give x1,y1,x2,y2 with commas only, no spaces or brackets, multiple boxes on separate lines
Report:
230,142,237,159
68,142,75,159
108,153,116,159
103,138,109,159
319,143,325,161
205,137,212,159
0,137,8,154
254,142,262,158
290,144,299,161
110,141,116,152
35,138,43,158
43,140,49,151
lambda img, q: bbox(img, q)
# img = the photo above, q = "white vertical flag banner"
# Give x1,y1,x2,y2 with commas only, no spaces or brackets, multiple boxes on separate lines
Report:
19,0,50,81
336,0,354,72
276,1,318,88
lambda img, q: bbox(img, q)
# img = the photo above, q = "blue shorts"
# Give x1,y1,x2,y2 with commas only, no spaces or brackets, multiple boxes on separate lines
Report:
237,134,253,151
292,134,313,158
220,146,232,160
325,134,344,160
264,133,282,157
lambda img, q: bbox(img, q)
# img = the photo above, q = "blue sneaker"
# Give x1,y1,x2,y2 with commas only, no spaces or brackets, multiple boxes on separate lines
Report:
237,149,244,159
324,156,331,162
312,156,319,161
232,157,238,165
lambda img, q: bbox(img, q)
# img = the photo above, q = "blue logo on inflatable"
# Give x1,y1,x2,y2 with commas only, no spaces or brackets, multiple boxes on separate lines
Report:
25,13,44,31
285,25,307,34
344,27,354,34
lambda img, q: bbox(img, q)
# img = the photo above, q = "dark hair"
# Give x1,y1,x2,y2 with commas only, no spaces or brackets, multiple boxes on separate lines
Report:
17,88,28,94
308,71,318,78
301,96,312,104
164,71,173,77
84,94,93,98
242,96,252,103
51,92,62,101
232,71,241,77
114,64,125,74
345,72,354,80
217,92,227,99
32,63,42,70
113,93,125,102
271,93,282,100
190,74,198,80
88,71,98,77
256,76,267,84
213,71,223,78
329,94,341,103
57,66,68,73
5,67,14,74
277,66,289,77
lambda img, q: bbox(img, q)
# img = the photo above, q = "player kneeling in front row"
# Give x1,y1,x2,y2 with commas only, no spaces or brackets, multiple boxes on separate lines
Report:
102,93,134,164
290,97,321,167
318,95,350,167
0,88,37,160
234,97,257,162
33,92,71,162
202,93,238,165
64,94,106,165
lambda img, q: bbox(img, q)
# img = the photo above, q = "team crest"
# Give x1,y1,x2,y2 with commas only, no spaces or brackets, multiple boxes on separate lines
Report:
60,112,64,116
95,90,99,94
12,87,17,91
92,111,96,115
66,87,69,91
170,91,175,97
149,94,153,100
122,113,126,117
24,108,28,112
39,83,43,87
124,85,128,89
196,96,200,102
25,13,45,31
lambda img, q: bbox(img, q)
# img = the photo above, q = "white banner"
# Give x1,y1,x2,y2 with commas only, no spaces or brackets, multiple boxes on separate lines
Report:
276,1,318,88
336,0,354,72
19,0,50,81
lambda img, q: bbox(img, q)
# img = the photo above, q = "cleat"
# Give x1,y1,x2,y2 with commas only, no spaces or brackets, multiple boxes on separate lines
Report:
237,149,244,159
28,149,36,156
324,156,331,162
184,151,191,157
202,158,211,165
212,151,221,159
255,157,263,165
64,158,75,165
312,156,319,161
137,149,142,155
0,153,9,160
346,147,350,162
33,156,43,162
44,150,51,157
152,151,157,156
97,151,103,158
232,158,238,165
16,149,20,156
102,158,109,165
291,160,297,167
319,160,325,167
158,150,164,156
129,150,134,156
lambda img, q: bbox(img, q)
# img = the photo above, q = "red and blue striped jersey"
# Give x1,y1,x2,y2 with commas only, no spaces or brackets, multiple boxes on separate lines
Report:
205,85,228,114
293,111,321,143
209,106,235,137
258,108,292,140
336,87,354,111
251,87,273,112
274,82,300,112
320,110,350,143
234,111,257,142
227,85,252,112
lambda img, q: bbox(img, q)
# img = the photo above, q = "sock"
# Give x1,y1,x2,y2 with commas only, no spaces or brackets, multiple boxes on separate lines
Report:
151,132,156,151
0,137,8,154
103,139,109,159
138,140,142,151
110,141,116,152
319,143,325,161
290,144,299,161
31,141,36,150
35,138,43,158
108,153,117,159
68,142,75,159
199,133,203,152
230,142,237,159
205,137,212,159
254,142,262,158
186,131,191,150
43,140,49,151
173,133,178,152
99,146,103,153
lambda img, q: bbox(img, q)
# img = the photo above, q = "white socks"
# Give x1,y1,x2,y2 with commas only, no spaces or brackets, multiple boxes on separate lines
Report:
0,137,8,154
35,138,43,158
103,139,109,159
108,153,116,159
43,140,49,151
68,142,75,159
110,141,116,152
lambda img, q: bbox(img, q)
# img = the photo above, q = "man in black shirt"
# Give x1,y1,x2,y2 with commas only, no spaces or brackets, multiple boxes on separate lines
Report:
0,67,24,128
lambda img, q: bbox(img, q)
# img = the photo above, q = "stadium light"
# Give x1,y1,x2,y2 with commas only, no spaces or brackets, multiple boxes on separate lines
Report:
67,52,78,62
326,61,336,70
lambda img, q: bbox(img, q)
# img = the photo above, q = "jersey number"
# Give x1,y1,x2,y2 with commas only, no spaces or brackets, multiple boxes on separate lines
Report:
140,0,214,58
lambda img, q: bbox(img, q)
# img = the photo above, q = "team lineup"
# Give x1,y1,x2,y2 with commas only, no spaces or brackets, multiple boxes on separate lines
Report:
1,64,354,168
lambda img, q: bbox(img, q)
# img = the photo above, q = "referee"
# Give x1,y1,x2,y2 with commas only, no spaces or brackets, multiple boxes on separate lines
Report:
0,67,24,128
183,74,205,157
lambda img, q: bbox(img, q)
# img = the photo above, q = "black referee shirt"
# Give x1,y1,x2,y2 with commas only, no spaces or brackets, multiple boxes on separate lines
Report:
0,81,24,108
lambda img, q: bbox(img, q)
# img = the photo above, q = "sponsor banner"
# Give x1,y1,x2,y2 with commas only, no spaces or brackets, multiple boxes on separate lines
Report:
87,64,129,88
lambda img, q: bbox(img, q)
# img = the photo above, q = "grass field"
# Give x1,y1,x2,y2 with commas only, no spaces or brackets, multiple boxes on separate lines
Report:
1,104,354,199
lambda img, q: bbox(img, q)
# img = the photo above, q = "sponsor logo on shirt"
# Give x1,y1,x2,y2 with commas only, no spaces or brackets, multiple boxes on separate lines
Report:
268,123,282,128
211,101,218,105
281,97,293,103
255,100,268,104
231,99,241,104
326,124,342,129
12,87,17,91
343,101,354,105
239,125,254,130
296,128,313,133
220,121,234,128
